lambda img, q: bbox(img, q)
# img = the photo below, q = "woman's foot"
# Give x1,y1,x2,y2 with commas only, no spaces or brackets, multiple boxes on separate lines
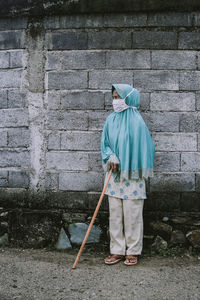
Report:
124,255,138,266
104,254,124,265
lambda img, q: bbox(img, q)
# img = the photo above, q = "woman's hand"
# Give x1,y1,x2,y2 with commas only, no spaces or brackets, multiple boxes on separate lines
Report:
108,162,120,173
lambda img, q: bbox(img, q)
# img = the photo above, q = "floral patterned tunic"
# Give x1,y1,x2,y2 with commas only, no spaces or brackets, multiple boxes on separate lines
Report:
104,172,147,200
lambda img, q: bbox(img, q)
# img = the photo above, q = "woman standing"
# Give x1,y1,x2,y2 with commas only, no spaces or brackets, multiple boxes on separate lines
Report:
101,84,155,266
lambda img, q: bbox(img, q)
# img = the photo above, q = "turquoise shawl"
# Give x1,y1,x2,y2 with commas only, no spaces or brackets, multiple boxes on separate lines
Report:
101,84,155,181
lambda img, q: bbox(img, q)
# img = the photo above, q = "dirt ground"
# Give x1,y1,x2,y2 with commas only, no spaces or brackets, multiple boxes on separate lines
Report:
0,246,199,300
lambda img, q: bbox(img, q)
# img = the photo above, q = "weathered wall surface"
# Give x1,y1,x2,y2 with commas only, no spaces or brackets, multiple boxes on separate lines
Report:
0,7,200,249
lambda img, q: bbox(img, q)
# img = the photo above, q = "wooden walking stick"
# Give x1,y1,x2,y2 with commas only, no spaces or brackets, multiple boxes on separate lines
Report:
72,168,113,269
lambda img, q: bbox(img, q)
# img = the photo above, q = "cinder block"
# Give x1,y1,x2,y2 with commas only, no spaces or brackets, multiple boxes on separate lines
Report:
45,172,59,190
0,51,9,68
61,131,101,151
9,50,24,68
0,170,8,187
196,173,200,192
59,171,104,191
0,18,27,30
132,31,177,49
0,31,26,49
150,92,195,111
150,173,195,192
8,171,29,188
46,151,88,171
180,192,200,211
47,111,88,130
134,71,179,91
0,130,7,147
141,112,180,132
60,91,104,110
154,152,180,172
152,132,197,151
147,12,193,27
181,153,200,171
88,152,102,171
145,192,180,211
197,93,200,110
0,150,30,167
89,71,133,89
88,31,132,49
88,111,110,130
47,32,88,50
179,32,200,50
59,15,104,29
47,131,60,150
193,12,200,26
106,50,150,69
7,89,26,108
46,90,60,110
104,13,147,27
0,70,22,88
152,50,196,70
179,113,200,132
0,90,7,108
47,71,88,90
198,134,200,151
7,128,29,147
45,52,61,71
62,50,106,69
0,109,28,127
180,71,200,90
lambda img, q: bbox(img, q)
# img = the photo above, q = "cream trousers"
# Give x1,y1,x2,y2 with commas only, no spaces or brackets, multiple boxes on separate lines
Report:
108,195,144,256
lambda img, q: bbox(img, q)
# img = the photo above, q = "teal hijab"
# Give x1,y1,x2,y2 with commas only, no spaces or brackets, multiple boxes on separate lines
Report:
101,84,155,181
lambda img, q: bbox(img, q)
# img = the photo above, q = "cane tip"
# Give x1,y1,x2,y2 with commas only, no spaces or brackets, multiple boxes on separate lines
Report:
72,265,76,269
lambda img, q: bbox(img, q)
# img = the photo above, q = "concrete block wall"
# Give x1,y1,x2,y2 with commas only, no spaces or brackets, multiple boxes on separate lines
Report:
0,12,200,213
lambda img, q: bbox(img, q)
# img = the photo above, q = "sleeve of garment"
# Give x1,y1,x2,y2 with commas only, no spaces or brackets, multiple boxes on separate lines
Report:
101,120,120,172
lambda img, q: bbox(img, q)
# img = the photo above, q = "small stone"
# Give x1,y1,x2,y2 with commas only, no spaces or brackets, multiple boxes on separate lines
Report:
186,230,200,248
68,222,101,245
0,233,9,246
151,235,168,252
55,227,72,250
162,217,169,222
169,230,187,247
171,216,191,224
150,221,173,240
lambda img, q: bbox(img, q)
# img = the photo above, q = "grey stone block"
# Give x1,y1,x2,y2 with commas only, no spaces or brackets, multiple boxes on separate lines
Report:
106,50,150,69
59,15,104,29
0,51,9,68
180,72,200,91
45,172,58,190
47,111,88,130
47,71,88,90
8,171,29,188
197,93,200,110
198,134,200,151
0,169,8,187
68,222,101,244
59,171,104,191
193,12,200,26
151,50,196,70
43,16,60,29
132,31,177,49
0,108,28,127
104,13,147,27
7,128,29,147
89,71,133,89
88,111,110,130
88,152,102,172
0,90,7,109
61,131,101,151
141,112,180,132
45,52,61,71
0,18,28,30
0,130,7,147
179,113,200,132
0,31,26,49
152,133,197,151
9,50,24,68
179,32,200,50
46,91,60,110
56,227,72,250
0,150,30,167
181,153,200,171
46,151,88,171
88,31,132,49
150,92,195,111
150,173,195,192
47,132,60,150
196,173,200,192
47,32,88,50
0,70,22,88
147,12,193,27
7,89,26,108
62,50,106,69
61,91,104,110
134,71,179,91
154,152,180,172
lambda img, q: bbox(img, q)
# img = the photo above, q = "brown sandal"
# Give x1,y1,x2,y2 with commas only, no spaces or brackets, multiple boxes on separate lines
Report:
124,255,138,266
104,254,124,265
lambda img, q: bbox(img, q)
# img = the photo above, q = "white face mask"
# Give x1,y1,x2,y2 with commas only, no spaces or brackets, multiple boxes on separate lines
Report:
112,88,138,112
